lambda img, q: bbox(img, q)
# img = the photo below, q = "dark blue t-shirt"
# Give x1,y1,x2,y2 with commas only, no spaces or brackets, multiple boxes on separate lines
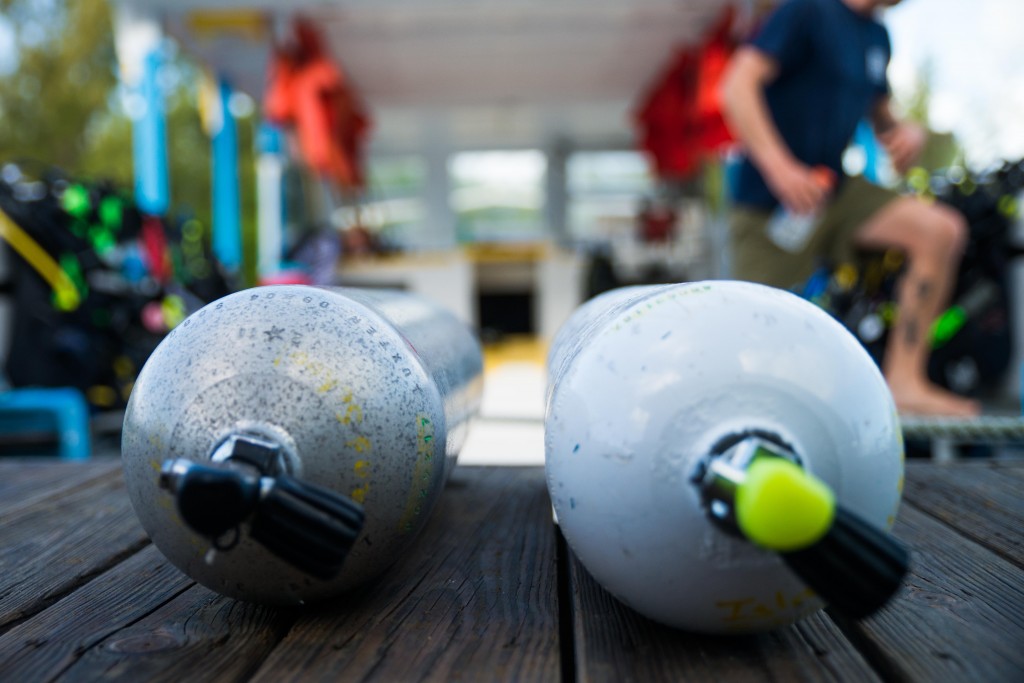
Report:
731,0,891,209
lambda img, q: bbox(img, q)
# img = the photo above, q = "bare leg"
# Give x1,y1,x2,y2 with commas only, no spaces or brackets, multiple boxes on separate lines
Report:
854,197,980,416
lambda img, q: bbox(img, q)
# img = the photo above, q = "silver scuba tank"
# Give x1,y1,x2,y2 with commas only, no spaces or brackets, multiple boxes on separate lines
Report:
122,285,483,604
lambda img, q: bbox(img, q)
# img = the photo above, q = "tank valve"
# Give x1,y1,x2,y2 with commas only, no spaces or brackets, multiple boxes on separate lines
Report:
159,434,365,580
695,435,910,619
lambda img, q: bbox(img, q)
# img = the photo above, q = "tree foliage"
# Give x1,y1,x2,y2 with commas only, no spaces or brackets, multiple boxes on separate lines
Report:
0,0,258,281
0,0,118,170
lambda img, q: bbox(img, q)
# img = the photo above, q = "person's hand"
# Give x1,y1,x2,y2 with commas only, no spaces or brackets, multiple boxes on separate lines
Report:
763,158,835,215
878,122,927,175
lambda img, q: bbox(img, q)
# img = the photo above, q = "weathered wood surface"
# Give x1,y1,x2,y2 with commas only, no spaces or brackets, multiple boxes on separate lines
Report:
0,457,1022,682
0,457,121,518
902,460,1024,565
844,504,1024,682
0,459,149,632
566,547,882,683
566,459,1024,683
0,461,559,682
246,467,559,683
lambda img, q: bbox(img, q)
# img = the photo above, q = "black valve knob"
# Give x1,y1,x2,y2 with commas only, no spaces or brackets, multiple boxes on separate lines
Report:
249,474,366,580
697,436,910,620
160,459,365,580
781,504,910,619
733,456,909,619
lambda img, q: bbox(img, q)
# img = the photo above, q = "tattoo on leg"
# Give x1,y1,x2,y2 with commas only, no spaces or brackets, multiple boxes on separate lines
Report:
903,319,919,346
917,280,933,301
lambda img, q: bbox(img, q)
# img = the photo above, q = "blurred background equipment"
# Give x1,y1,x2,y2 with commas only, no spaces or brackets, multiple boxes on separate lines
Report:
803,159,1024,403
0,160,229,455
0,0,1022,462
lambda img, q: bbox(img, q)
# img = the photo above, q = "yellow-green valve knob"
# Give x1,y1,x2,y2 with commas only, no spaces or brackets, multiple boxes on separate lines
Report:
697,436,911,620
735,458,835,552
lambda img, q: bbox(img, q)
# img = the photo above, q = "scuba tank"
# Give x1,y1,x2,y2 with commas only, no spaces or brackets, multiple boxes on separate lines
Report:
545,281,908,633
122,285,483,604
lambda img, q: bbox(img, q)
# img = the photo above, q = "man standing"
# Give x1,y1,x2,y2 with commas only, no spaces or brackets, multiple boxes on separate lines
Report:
722,0,979,416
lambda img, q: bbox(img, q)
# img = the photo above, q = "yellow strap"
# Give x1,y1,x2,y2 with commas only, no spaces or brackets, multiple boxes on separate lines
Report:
0,207,81,311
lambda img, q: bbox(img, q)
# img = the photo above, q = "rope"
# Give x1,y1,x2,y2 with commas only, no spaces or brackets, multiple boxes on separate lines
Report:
900,415,1024,442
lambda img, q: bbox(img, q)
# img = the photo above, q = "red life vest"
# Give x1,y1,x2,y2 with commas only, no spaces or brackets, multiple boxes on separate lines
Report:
264,18,371,191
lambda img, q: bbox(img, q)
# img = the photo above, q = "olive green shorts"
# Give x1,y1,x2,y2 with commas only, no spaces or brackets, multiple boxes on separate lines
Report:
730,175,899,290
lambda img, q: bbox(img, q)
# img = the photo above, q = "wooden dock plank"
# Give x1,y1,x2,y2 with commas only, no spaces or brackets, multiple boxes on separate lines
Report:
566,548,881,683
247,466,560,683
0,546,192,682
990,460,1024,478
0,457,122,517
0,458,1020,682
0,466,149,630
903,461,1024,566
845,503,1024,682
54,584,295,682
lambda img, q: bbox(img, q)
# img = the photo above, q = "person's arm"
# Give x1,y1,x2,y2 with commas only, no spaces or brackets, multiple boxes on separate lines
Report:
721,46,829,214
870,96,926,175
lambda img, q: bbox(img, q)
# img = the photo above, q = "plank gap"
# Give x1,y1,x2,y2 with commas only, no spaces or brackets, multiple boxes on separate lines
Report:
0,537,151,638
903,463,1024,571
826,611,913,683
855,503,1024,680
0,459,123,518
556,528,578,683
904,498,1024,573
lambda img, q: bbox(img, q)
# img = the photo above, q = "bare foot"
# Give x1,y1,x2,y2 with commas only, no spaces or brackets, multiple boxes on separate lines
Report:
888,381,982,417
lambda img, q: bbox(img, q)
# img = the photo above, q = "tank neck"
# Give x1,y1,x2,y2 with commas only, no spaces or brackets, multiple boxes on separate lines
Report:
210,431,298,477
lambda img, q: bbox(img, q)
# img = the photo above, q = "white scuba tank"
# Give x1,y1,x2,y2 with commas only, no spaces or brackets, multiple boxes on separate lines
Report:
122,285,483,604
545,280,907,633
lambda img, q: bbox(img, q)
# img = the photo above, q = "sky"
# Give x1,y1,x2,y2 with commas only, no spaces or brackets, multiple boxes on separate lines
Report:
884,0,1024,167
0,19,14,75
